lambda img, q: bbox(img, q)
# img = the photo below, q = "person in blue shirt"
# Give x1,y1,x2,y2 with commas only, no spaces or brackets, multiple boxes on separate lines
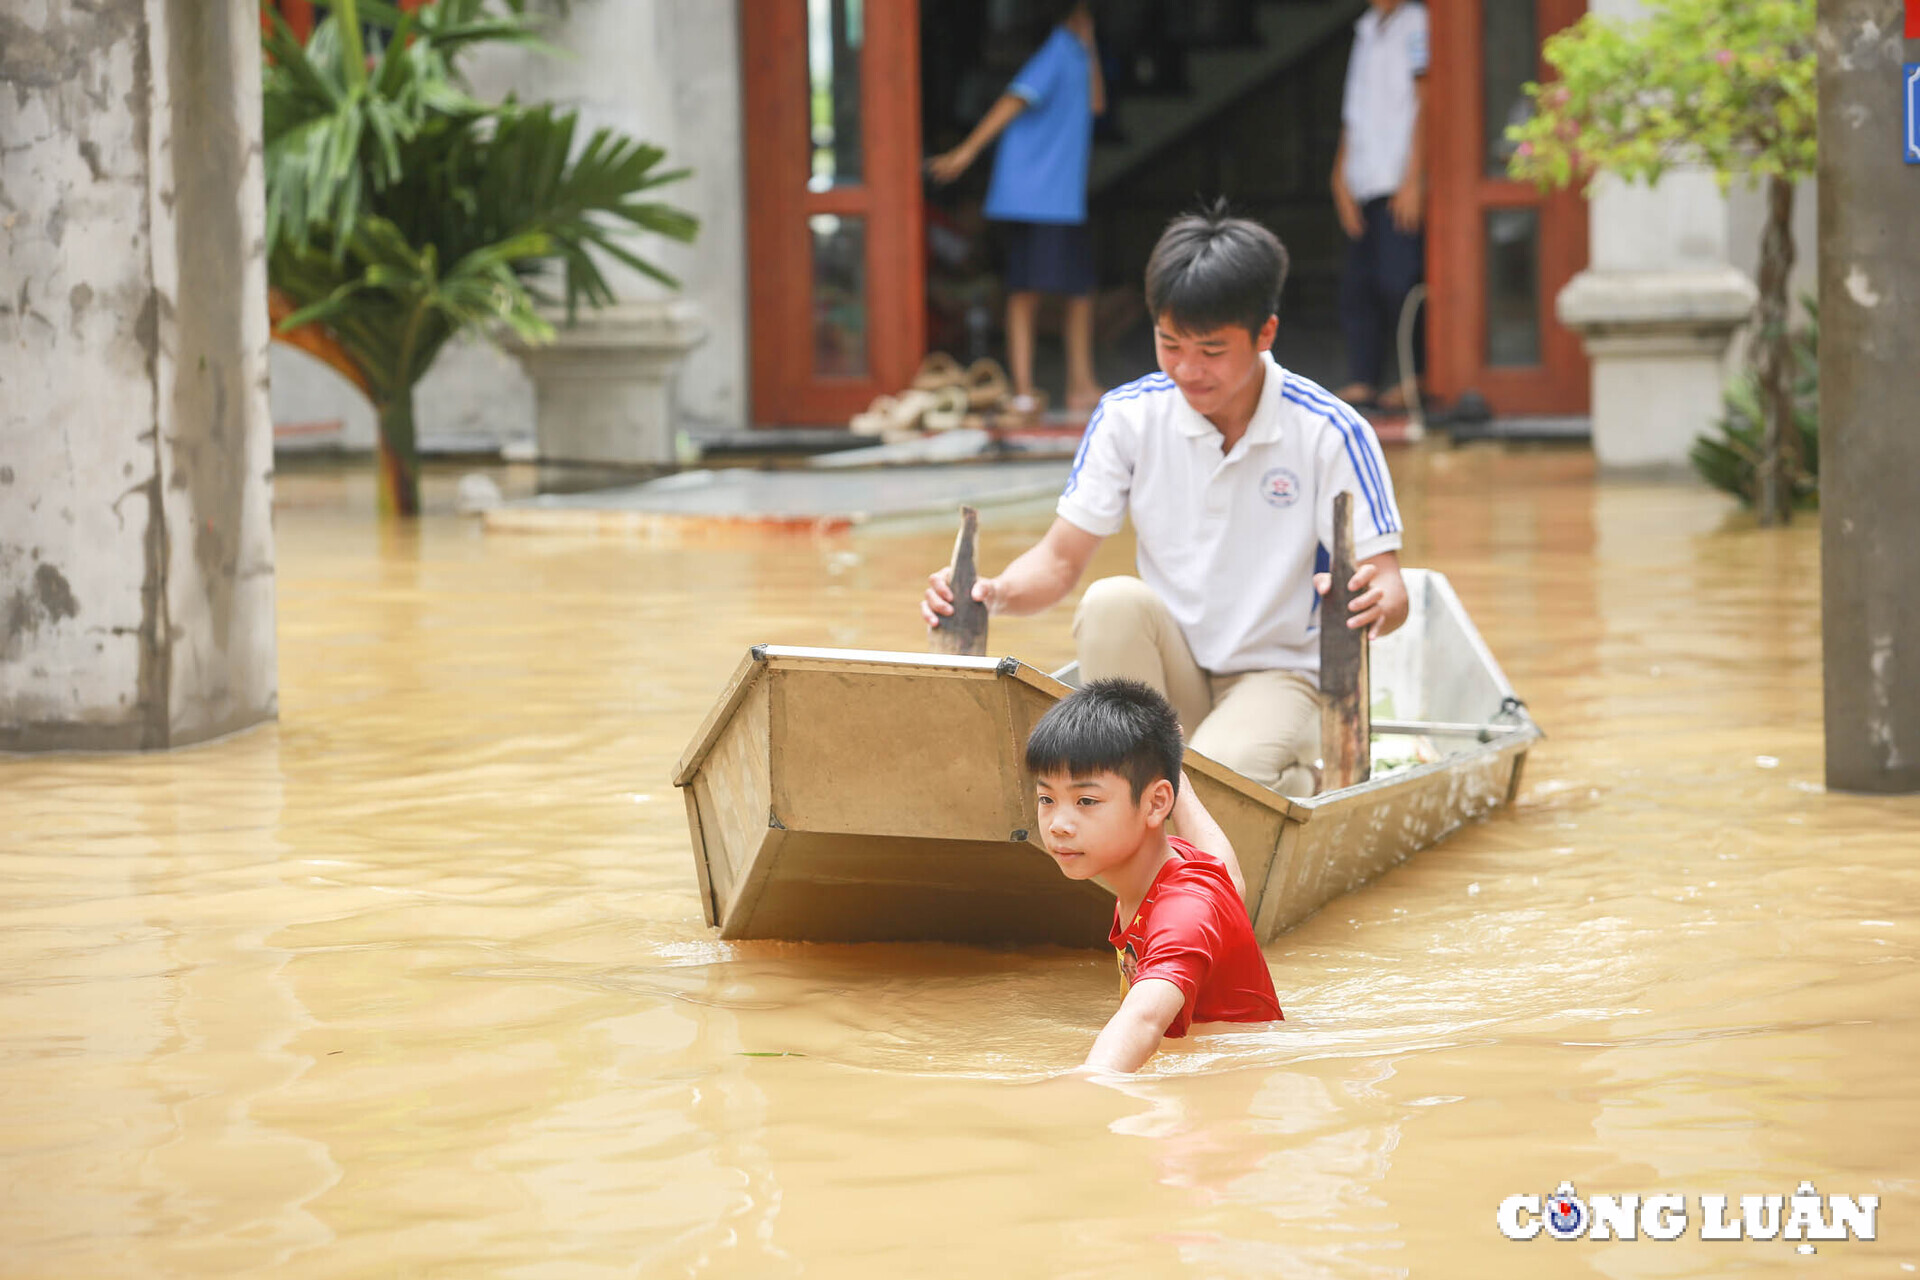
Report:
928,2,1106,417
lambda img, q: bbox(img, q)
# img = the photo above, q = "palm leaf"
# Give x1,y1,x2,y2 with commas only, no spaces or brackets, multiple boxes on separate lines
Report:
263,0,696,512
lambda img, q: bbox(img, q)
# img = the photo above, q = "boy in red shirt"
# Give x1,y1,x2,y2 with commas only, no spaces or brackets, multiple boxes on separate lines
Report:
1026,678,1283,1073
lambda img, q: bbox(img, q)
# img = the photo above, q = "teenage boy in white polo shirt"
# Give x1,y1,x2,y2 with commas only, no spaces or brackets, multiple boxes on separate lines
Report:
922,207,1409,796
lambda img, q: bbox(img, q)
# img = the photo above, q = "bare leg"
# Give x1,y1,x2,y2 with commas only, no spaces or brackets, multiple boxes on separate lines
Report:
1005,291,1040,400
1064,294,1101,413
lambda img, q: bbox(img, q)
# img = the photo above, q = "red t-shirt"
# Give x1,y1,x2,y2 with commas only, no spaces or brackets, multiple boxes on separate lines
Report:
1110,836,1283,1038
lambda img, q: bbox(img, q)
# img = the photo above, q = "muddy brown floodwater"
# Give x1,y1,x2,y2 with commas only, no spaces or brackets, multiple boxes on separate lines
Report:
4,445,1918,1277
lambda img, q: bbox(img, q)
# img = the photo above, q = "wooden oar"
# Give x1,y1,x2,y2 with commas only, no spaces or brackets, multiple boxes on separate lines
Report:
1319,491,1371,790
929,505,989,656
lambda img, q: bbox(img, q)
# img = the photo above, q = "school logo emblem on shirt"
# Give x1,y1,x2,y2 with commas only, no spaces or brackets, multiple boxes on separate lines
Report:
1260,466,1302,508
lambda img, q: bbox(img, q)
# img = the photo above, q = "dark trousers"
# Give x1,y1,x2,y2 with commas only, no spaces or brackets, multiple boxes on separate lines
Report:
1340,196,1425,389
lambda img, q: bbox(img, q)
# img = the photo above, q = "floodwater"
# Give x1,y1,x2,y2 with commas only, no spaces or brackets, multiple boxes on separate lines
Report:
4,446,1918,1277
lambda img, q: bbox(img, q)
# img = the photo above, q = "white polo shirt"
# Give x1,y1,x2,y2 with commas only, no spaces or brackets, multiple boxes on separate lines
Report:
1057,354,1403,676
1341,1,1430,203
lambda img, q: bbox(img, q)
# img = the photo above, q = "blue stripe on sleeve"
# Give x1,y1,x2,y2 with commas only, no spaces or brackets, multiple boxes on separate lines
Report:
1287,381,1402,534
1292,381,1398,530
1280,387,1392,537
1061,373,1174,498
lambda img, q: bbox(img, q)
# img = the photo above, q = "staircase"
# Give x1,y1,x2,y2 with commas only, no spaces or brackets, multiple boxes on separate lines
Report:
1089,0,1368,198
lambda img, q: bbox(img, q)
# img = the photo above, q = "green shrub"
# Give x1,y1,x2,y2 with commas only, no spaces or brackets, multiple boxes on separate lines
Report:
1508,0,1817,525
1689,299,1818,509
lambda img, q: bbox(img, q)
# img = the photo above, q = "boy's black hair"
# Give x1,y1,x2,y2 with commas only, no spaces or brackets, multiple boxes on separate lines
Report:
1143,199,1290,338
1025,678,1184,803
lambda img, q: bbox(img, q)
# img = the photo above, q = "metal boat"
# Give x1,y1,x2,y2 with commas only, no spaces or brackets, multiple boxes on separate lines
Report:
672,569,1539,946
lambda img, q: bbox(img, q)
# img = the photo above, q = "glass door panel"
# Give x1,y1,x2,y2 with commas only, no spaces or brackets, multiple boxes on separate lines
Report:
1485,208,1542,366
1483,0,1538,175
811,213,869,377
807,0,865,189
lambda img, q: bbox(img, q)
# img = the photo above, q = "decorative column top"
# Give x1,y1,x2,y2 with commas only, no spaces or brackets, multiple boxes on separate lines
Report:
506,299,708,357
1557,268,1756,338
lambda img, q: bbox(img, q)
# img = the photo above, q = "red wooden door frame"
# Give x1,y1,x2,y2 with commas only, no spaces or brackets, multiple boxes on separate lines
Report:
741,1,926,428
1427,0,1589,416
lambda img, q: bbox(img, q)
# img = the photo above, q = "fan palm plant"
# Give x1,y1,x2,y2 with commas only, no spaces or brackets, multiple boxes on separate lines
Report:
263,0,697,514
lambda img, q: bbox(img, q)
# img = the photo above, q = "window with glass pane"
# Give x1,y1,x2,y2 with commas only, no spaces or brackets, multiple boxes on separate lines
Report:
1483,0,1537,175
807,0,864,190
811,214,869,377
1485,209,1541,367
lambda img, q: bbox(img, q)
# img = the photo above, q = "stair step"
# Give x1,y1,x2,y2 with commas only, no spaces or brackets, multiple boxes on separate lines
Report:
1089,0,1366,195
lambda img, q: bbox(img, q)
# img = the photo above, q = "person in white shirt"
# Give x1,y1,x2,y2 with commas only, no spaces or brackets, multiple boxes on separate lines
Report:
922,206,1409,796
1331,0,1430,410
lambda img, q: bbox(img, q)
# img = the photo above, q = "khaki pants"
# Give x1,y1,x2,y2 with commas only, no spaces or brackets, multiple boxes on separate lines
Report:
1073,576,1321,796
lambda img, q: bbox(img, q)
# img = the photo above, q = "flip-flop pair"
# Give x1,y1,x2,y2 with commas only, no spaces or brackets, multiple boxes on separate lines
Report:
911,353,1013,411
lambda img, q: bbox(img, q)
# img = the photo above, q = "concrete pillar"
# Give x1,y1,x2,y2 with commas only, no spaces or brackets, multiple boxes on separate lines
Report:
1818,0,1920,793
1,0,277,751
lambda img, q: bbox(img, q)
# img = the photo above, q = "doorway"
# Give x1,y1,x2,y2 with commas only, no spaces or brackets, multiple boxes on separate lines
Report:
739,0,1592,427
1426,0,1590,416
913,2,1365,406
740,0,928,427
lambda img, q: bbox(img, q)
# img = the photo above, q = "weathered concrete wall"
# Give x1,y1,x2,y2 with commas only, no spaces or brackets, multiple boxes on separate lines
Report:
271,0,748,448
1818,0,1919,793
0,0,276,751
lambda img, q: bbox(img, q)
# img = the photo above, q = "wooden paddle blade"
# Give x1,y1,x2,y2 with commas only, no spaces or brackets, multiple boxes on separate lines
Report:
1319,491,1371,791
929,505,989,656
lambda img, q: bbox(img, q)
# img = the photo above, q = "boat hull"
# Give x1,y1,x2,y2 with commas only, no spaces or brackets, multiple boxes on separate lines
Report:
674,571,1538,947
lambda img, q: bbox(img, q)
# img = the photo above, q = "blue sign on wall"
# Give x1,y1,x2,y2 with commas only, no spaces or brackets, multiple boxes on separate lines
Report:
1908,64,1920,165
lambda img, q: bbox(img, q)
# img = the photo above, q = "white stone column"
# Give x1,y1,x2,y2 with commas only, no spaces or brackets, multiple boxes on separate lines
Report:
1557,171,1756,469
1551,0,1759,470
1,0,276,750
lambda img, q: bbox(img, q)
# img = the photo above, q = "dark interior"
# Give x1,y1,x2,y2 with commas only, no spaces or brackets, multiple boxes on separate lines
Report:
919,0,1366,399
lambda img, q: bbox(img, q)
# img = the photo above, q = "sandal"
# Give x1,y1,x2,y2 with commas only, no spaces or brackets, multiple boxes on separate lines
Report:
911,351,966,392
849,394,899,437
921,385,971,433
964,358,1012,411
875,388,940,441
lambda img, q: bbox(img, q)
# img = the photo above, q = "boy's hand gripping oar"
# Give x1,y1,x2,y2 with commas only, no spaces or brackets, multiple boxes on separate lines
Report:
929,505,989,656
1319,491,1371,791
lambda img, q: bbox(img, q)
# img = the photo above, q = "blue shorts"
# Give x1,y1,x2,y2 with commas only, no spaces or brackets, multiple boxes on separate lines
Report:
998,220,1096,297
